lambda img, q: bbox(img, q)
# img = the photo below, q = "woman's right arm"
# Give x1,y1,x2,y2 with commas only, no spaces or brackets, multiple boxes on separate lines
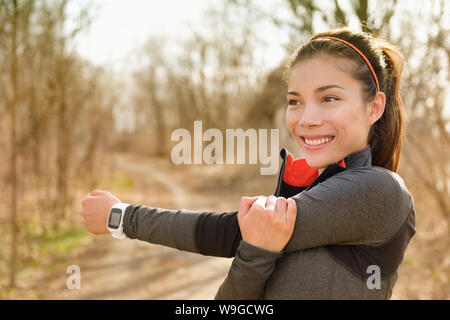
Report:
123,204,242,257
80,188,243,258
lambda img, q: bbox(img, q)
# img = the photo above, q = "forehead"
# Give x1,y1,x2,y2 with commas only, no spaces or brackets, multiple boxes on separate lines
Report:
288,55,358,89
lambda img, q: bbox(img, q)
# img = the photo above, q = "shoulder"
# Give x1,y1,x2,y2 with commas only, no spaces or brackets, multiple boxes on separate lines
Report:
291,165,415,245
319,166,414,237
329,166,413,208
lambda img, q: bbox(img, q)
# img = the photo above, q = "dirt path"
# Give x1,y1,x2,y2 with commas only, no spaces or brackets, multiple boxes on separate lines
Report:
49,153,233,299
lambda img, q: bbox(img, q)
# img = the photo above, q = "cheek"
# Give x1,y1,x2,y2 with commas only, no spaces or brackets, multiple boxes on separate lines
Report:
285,110,295,133
285,108,302,134
335,108,367,139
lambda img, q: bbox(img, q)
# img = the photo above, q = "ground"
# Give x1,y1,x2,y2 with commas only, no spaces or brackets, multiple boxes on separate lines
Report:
43,152,243,299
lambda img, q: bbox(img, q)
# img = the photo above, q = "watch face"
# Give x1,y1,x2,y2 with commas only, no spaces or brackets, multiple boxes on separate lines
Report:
108,208,122,229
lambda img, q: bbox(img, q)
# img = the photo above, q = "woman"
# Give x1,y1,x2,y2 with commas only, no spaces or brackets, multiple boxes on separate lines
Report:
81,27,416,299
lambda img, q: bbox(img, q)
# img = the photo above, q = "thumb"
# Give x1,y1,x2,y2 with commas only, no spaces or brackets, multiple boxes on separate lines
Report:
88,189,108,196
286,198,297,227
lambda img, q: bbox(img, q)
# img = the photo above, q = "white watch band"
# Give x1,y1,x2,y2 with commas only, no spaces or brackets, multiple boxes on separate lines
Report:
107,202,130,239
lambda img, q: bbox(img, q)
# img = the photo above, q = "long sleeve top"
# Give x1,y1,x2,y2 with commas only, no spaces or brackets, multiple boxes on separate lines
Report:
122,145,416,299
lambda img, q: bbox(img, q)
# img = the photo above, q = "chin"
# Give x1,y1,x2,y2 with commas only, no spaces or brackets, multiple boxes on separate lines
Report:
303,156,330,170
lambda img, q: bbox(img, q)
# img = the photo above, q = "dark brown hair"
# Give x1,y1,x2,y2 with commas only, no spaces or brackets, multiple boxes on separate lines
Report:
284,27,406,172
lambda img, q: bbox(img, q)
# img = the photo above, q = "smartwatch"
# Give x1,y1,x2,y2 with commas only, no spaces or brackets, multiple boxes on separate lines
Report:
107,203,130,239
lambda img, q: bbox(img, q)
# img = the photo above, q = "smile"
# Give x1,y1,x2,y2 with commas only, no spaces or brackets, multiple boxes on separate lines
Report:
301,135,335,149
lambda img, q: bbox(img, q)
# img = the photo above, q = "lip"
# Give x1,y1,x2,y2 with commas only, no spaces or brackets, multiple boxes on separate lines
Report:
300,135,335,150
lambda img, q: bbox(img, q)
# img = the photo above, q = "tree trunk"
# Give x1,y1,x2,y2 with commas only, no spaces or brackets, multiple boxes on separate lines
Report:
9,0,19,289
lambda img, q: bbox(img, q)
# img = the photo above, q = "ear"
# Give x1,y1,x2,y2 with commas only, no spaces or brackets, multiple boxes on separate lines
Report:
367,91,386,126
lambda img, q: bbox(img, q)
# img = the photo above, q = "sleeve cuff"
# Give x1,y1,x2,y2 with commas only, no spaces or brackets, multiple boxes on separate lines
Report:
122,204,138,239
238,240,285,260
231,240,284,279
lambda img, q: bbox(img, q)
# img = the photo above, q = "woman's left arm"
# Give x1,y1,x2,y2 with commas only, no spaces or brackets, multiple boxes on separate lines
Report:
214,169,415,299
284,168,415,251
214,196,297,300
214,239,283,300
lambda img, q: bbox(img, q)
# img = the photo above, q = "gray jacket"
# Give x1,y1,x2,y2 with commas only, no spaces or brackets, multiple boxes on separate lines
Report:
122,145,416,299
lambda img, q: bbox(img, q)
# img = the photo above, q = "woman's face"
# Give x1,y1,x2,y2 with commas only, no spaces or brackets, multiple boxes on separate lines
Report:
285,54,385,174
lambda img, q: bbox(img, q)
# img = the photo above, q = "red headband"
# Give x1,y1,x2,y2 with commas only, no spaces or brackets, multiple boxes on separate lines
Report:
319,36,381,92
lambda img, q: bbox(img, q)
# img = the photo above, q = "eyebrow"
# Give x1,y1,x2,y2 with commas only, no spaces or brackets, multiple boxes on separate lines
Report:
287,84,345,96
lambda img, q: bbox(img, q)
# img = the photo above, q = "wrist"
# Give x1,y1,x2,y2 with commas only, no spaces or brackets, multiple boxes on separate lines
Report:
107,202,130,239
242,234,284,253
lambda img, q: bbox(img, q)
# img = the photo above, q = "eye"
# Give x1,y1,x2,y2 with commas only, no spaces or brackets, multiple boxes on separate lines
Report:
322,96,339,103
288,99,299,106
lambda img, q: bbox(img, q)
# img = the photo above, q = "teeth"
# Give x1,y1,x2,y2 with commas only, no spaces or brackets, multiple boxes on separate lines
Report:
304,137,333,146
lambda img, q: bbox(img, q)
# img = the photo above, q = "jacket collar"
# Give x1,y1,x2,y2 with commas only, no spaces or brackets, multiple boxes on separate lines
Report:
279,144,372,188
342,144,372,169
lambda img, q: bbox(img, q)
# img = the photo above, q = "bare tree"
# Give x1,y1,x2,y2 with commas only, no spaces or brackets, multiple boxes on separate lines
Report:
0,0,115,289
132,1,264,157
8,0,20,289
398,0,449,220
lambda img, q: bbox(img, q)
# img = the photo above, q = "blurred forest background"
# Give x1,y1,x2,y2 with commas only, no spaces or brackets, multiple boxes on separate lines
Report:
0,0,448,299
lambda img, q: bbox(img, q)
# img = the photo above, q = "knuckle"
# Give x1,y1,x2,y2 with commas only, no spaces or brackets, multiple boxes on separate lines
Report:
276,218,285,228
277,197,286,205
254,203,265,211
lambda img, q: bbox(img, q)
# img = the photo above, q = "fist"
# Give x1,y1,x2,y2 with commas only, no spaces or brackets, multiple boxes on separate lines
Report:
80,189,121,234
238,195,297,252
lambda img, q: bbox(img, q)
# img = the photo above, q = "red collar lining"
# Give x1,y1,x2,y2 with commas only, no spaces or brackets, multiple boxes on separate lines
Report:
283,155,345,187
283,145,368,187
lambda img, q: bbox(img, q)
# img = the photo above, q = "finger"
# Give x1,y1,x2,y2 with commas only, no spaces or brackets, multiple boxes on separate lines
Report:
81,196,90,208
286,198,297,226
252,196,267,210
89,189,108,196
265,195,277,211
80,208,87,218
275,197,287,221
239,196,259,215
82,195,98,207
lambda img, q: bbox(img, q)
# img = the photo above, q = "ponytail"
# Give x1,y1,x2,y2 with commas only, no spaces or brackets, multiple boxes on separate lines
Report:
369,40,406,172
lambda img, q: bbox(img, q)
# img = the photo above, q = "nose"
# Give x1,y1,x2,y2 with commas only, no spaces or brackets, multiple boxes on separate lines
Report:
298,104,322,128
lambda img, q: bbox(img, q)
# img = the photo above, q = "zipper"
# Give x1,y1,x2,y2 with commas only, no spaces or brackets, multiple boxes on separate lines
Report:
273,148,288,196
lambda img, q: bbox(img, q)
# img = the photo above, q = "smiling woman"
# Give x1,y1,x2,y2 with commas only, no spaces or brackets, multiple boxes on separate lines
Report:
80,26,416,300
284,54,386,175
283,29,406,173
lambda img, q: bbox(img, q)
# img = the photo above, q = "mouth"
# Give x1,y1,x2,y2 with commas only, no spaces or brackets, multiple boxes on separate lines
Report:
300,135,335,150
